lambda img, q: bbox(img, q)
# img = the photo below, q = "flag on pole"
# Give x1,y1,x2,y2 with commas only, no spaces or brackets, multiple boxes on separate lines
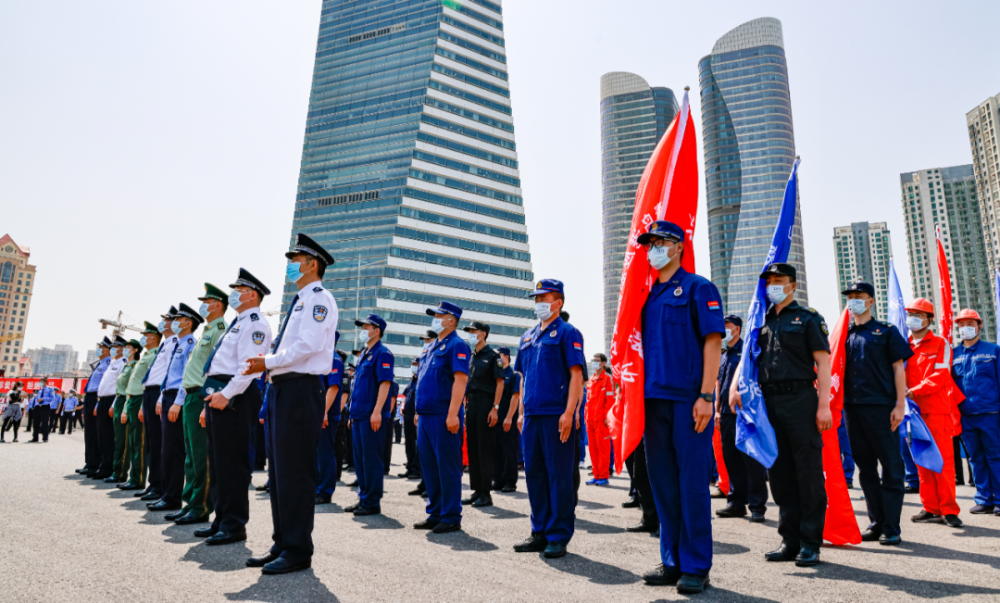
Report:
994,269,1000,343
608,89,698,474
887,257,909,339
935,225,963,437
902,399,944,473
823,308,862,544
733,158,801,468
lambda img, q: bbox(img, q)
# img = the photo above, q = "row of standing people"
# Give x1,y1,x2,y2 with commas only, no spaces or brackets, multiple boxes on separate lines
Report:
1,381,83,442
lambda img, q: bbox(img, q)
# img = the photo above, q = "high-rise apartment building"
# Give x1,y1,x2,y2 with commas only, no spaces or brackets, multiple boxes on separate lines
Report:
699,17,808,317
27,345,79,376
0,234,36,377
966,95,1000,272
900,165,994,340
833,222,892,319
599,72,678,351
284,0,533,378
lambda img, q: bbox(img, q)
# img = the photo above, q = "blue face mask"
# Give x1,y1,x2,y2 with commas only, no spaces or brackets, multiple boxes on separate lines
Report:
286,262,303,283
766,285,788,305
157,320,166,333
199,302,211,318
110,348,119,358
171,320,182,333
140,336,148,347
229,290,243,310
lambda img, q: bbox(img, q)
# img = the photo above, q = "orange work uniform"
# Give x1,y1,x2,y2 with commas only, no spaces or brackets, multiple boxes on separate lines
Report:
585,371,615,480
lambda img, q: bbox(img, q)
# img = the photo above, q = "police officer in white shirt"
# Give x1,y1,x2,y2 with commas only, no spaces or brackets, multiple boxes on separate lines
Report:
244,233,338,575
138,308,179,501
196,268,274,546
95,336,128,479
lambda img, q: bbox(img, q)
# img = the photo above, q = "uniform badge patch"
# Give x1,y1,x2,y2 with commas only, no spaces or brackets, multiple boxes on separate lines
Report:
707,300,720,310
252,331,265,345
573,342,582,350
231,326,241,334
496,358,503,367
250,313,259,321
674,287,683,297
313,305,328,322
458,353,467,359
440,345,446,351
821,322,829,335
294,304,304,312
382,363,390,368
550,330,558,337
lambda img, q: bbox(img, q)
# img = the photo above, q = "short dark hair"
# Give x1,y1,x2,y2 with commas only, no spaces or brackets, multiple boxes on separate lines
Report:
594,353,608,363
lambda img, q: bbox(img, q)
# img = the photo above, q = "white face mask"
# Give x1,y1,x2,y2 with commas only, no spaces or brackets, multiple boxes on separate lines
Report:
724,329,733,344
534,302,553,321
358,329,371,344
590,361,600,372
766,284,788,305
959,326,979,341
430,318,445,334
846,298,868,316
906,315,926,332
410,365,418,375
110,348,119,358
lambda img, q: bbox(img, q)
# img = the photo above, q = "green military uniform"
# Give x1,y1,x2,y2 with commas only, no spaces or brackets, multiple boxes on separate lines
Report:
123,324,161,489
179,284,229,519
112,350,137,483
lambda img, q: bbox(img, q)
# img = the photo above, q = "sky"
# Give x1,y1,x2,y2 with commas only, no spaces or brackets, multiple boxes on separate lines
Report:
2,0,997,359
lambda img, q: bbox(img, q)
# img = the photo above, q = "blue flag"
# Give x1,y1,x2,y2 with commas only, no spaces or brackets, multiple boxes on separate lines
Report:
734,158,800,469
902,399,944,473
994,269,1000,343
888,257,909,339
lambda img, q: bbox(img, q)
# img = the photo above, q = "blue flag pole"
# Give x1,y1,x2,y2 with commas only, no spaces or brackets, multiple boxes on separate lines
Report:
734,158,801,469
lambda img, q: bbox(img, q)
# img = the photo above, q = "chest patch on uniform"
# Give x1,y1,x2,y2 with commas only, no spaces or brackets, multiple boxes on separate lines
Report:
674,287,683,297
873,328,883,335
440,345,446,351
231,326,241,334
313,306,328,322
550,330,558,337
294,303,304,312
252,331,265,345
791,318,802,325
707,300,720,310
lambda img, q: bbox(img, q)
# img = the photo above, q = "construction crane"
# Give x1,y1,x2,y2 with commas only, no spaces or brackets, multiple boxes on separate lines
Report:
0,333,22,344
99,311,142,338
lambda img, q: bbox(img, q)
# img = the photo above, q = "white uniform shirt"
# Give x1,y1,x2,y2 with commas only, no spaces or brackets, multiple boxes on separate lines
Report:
264,284,338,377
98,358,125,397
146,336,177,404
208,307,273,399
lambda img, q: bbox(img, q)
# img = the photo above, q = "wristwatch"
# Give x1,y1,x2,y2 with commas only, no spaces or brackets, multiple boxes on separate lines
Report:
493,404,500,410
699,392,715,403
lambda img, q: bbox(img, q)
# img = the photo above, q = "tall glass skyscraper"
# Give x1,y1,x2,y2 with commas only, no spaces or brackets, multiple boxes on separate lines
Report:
600,72,677,351
699,17,808,317
286,0,534,379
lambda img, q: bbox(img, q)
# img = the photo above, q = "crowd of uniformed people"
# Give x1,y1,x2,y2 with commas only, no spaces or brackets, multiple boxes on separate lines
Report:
17,223,999,594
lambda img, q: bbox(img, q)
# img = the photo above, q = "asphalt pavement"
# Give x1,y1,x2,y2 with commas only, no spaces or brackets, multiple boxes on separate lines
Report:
1,431,999,602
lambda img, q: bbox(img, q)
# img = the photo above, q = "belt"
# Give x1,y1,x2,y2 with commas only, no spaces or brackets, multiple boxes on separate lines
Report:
270,372,317,384
144,385,161,392
760,380,815,395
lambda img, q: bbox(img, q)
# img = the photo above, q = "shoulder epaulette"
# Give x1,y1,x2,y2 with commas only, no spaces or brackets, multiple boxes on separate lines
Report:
218,322,225,329
313,286,323,293
250,313,259,321
806,307,818,314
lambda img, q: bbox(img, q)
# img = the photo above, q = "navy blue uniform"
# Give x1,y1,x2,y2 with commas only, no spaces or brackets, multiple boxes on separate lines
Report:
514,316,586,545
953,340,1000,508
717,338,768,514
350,341,395,510
402,374,420,477
493,365,521,489
416,331,470,525
844,319,912,539
641,267,724,578
317,355,344,498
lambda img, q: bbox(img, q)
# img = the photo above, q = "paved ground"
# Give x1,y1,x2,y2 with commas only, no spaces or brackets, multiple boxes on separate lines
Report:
2,431,999,602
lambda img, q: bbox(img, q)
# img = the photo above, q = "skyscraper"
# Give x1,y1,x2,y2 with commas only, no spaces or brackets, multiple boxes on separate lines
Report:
599,72,678,351
284,0,534,379
0,234,36,377
900,165,994,341
832,222,892,319
699,17,808,317
966,95,1000,273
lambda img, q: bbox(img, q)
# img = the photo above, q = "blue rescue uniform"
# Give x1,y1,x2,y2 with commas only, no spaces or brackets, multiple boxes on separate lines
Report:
952,340,1000,508
350,341,395,510
641,267,724,578
317,355,345,498
718,338,769,514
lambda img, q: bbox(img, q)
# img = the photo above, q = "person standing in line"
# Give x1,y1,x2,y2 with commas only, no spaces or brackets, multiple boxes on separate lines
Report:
399,357,421,480
78,338,111,476
137,309,176,502
48,387,62,434
109,340,139,484
1,382,25,442
94,337,128,476
118,322,161,492
462,321,504,508
407,330,438,498
242,235,336,574
316,338,344,505
58,390,79,435
585,353,614,487
494,347,521,492
30,377,60,444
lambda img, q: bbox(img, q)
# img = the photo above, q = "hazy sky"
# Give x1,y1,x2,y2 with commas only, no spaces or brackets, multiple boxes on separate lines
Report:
2,0,997,359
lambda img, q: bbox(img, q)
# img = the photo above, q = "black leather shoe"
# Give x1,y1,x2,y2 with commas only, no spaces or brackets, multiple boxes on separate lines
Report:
246,551,280,567
344,502,361,513
472,495,493,508
91,473,112,480
912,510,942,523
346,480,358,488
491,482,503,491
501,485,517,493
621,497,640,509
315,495,331,505
206,530,247,546
432,521,461,534
715,504,747,518
879,534,901,546
118,483,143,491
861,529,882,542
261,557,311,575
164,510,187,521
397,472,411,478
194,527,218,538
626,518,659,533
255,484,269,492
709,487,726,499
140,491,162,501
175,513,209,525
970,504,995,514
944,514,964,527
76,467,89,474
353,506,381,516
543,541,566,558
765,544,799,562
677,573,710,594
750,511,766,523
408,488,425,496
414,518,440,530
103,476,119,483
642,563,682,586
904,485,919,494
148,501,181,511
461,493,480,505
795,548,820,567
513,533,547,552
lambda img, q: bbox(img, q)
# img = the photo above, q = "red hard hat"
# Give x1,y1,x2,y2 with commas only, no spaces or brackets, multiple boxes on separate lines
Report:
905,298,935,316
956,308,982,324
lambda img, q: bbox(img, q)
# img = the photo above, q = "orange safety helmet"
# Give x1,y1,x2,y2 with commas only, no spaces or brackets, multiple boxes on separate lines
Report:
905,298,935,316
956,308,983,324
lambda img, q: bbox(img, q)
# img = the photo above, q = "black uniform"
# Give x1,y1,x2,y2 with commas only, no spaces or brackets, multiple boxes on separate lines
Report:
465,343,504,498
402,375,420,477
493,365,521,490
757,301,830,551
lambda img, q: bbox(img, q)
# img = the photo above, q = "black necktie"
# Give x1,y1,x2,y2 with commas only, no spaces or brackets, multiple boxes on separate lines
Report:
203,317,239,376
271,294,299,353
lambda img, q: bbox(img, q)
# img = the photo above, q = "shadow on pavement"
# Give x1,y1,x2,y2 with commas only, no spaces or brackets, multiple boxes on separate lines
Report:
713,541,751,555
858,539,1000,570
313,503,344,514
181,540,254,573
476,505,528,520
576,499,614,510
574,517,625,535
162,523,204,545
541,552,640,585
225,570,339,602
650,589,781,602
798,562,1000,598
352,514,404,530
424,530,499,552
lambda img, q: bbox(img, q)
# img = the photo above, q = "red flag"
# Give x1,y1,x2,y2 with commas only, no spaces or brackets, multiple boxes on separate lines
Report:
608,90,698,473
713,427,730,495
823,308,862,545
935,226,963,436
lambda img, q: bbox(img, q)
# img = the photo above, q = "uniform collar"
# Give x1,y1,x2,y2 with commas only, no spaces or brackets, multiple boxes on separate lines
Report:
961,340,980,353
849,318,878,332
727,338,744,354
538,317,565,337
474,343,493,356
910,331,939,348
237,307,258,321
205,316,226,329
767,300,801,316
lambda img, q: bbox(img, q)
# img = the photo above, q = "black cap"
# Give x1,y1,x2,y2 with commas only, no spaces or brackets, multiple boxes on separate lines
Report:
462,321,490,335
724,314,743,328
161,305,178,320
497,346,511,356
759,262,796,281
423,330,438,340
842,280,875,298
285,233,335,267
229,268,271,297
113,335,128,347
176,303,205,326
99,336,112,348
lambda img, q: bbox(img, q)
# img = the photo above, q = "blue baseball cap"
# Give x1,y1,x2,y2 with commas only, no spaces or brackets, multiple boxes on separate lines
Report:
637,220,684,245
496,346,511,356
724,314,743,328
355,313,387,332
528,279,564,298
842,280,875,298
426,301,463,319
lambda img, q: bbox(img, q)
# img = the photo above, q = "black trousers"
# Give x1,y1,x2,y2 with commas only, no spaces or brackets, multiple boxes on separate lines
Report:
59,413,73,434
267,375,325,562
765,389,827,550
625,439,658,524
254,413,267,470
403,409,420,476
720,414,769,513
83,392,100,470
466,396,498,495
96,396,116,474
845,404,904,537
159,389,185,505
333,416,347,481
493,416,520,488
24,407,32,431
32,406,51,442
343,418,354,469
142,386,163,494
207,383,258,533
